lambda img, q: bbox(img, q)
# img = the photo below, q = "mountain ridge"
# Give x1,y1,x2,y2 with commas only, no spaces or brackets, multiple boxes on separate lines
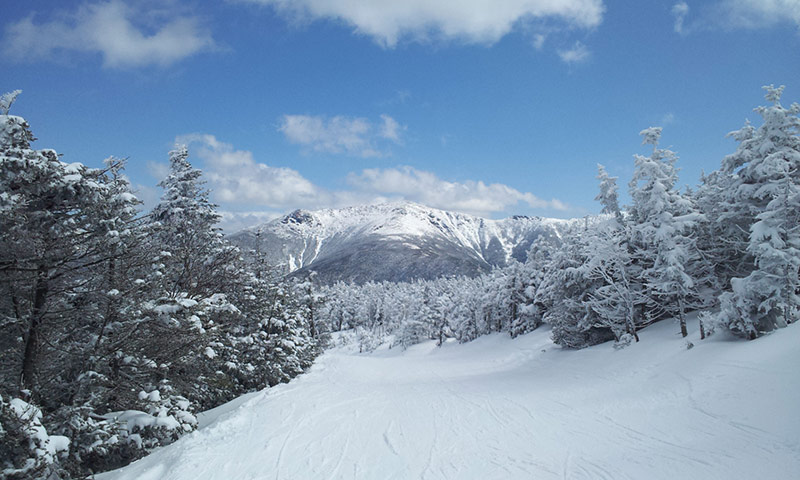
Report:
228,201,575,284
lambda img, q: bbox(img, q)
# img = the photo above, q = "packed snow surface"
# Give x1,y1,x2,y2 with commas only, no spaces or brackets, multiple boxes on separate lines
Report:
100,321,799,480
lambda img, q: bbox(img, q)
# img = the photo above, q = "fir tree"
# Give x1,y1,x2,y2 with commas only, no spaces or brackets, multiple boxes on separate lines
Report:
628,127,706,336
595,164,622,220
151,145,237,299
718,85,800,338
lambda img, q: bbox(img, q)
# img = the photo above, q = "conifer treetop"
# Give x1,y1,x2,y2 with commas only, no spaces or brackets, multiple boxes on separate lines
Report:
0,90,21,115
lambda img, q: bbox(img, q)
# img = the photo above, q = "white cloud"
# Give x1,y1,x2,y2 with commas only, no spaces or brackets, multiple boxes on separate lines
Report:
672,2,690,34
176,133,323,208
132,183,160,213
379,114,404,143
146,160,170,182
347,166,569,218
246,0,605,47
1,0,215,68
660,112,677,125
378,89,412,107
532,33,547,50
715,0,800,29
393,90,412,104
169,134,376,230
217,210,284,233
162,135,570,230
278,114,404,157
558,41,590,64
673,0,800,33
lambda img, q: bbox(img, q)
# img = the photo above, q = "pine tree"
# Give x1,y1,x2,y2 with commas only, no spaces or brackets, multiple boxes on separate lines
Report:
507,261,540,337
537,225,612,348
718,85,800,338
1,93,323,477
0,93,176,475
583,224,639,343
595,164,622,220
628,127,706,336
0,98,141,395
150,145,237,299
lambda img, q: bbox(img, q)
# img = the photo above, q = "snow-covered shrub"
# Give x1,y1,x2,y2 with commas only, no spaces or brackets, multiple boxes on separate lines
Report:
613,333,635,350
356,326,383,353
697,311,717,339
0,395,68,480
48,404,128,476
105,386,197,453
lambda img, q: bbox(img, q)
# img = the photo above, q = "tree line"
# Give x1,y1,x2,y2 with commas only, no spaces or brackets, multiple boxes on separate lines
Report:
316,85,799,352
0,91,321,479
1,84,797,478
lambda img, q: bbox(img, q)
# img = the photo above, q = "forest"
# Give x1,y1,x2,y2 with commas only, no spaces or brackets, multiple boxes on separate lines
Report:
0,91,321,479
1,84,798,479
316,85,799,353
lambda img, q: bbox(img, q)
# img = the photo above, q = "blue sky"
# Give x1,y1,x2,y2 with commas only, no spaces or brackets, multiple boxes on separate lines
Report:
2,0,799,231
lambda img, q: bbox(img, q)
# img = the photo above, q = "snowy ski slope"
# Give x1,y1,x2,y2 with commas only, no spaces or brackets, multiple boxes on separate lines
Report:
99,320,800,480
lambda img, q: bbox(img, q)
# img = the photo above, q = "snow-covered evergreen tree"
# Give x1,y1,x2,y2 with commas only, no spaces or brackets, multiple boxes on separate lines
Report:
1,94,321,477
0,89,21,115
0,93,179,476
535,225,611,348
582,221,640,341
628,127,707,336
0,395,69,479
0,98,142,395
151,145,237,299
595,164,622,220
718,85,800,338
294,272,327,343
506,261,541,337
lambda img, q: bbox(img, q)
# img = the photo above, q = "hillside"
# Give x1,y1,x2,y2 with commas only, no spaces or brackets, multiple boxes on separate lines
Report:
228,202,573,283
98,320,800,480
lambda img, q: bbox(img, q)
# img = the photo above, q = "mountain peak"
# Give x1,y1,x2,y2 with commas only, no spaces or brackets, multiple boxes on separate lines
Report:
229,202,573,284
280,209,318,226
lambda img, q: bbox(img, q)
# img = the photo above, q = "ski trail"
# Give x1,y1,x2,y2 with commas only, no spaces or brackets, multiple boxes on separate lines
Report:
273,402,298,480
99,322,800,480
419,398,439,480
383,421,399,456
325,408,355,480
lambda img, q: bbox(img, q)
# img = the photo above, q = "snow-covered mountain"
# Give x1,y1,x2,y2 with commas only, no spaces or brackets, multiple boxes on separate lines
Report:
228,202,574,283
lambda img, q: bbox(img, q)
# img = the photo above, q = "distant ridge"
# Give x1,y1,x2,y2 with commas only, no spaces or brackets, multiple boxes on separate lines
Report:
228,201,574,284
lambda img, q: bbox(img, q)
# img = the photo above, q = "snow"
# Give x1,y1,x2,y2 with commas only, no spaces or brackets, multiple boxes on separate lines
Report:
153,304,182,315
47,435,71,455
7,397,70,459
138,390,161,402
106,409,182,432
63,162,83,174
116,191,139,203
178,298,198,308
238,201,580,275
9,398,40,422
99,320,799,480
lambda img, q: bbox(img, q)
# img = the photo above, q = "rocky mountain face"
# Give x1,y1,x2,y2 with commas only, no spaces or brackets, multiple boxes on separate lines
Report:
228,202,573,284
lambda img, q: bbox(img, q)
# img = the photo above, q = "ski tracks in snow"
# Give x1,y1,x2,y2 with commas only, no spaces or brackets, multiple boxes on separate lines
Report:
100,324,800,480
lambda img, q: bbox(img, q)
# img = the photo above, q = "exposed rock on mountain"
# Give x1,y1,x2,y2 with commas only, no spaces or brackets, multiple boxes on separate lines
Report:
228,202,572,284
